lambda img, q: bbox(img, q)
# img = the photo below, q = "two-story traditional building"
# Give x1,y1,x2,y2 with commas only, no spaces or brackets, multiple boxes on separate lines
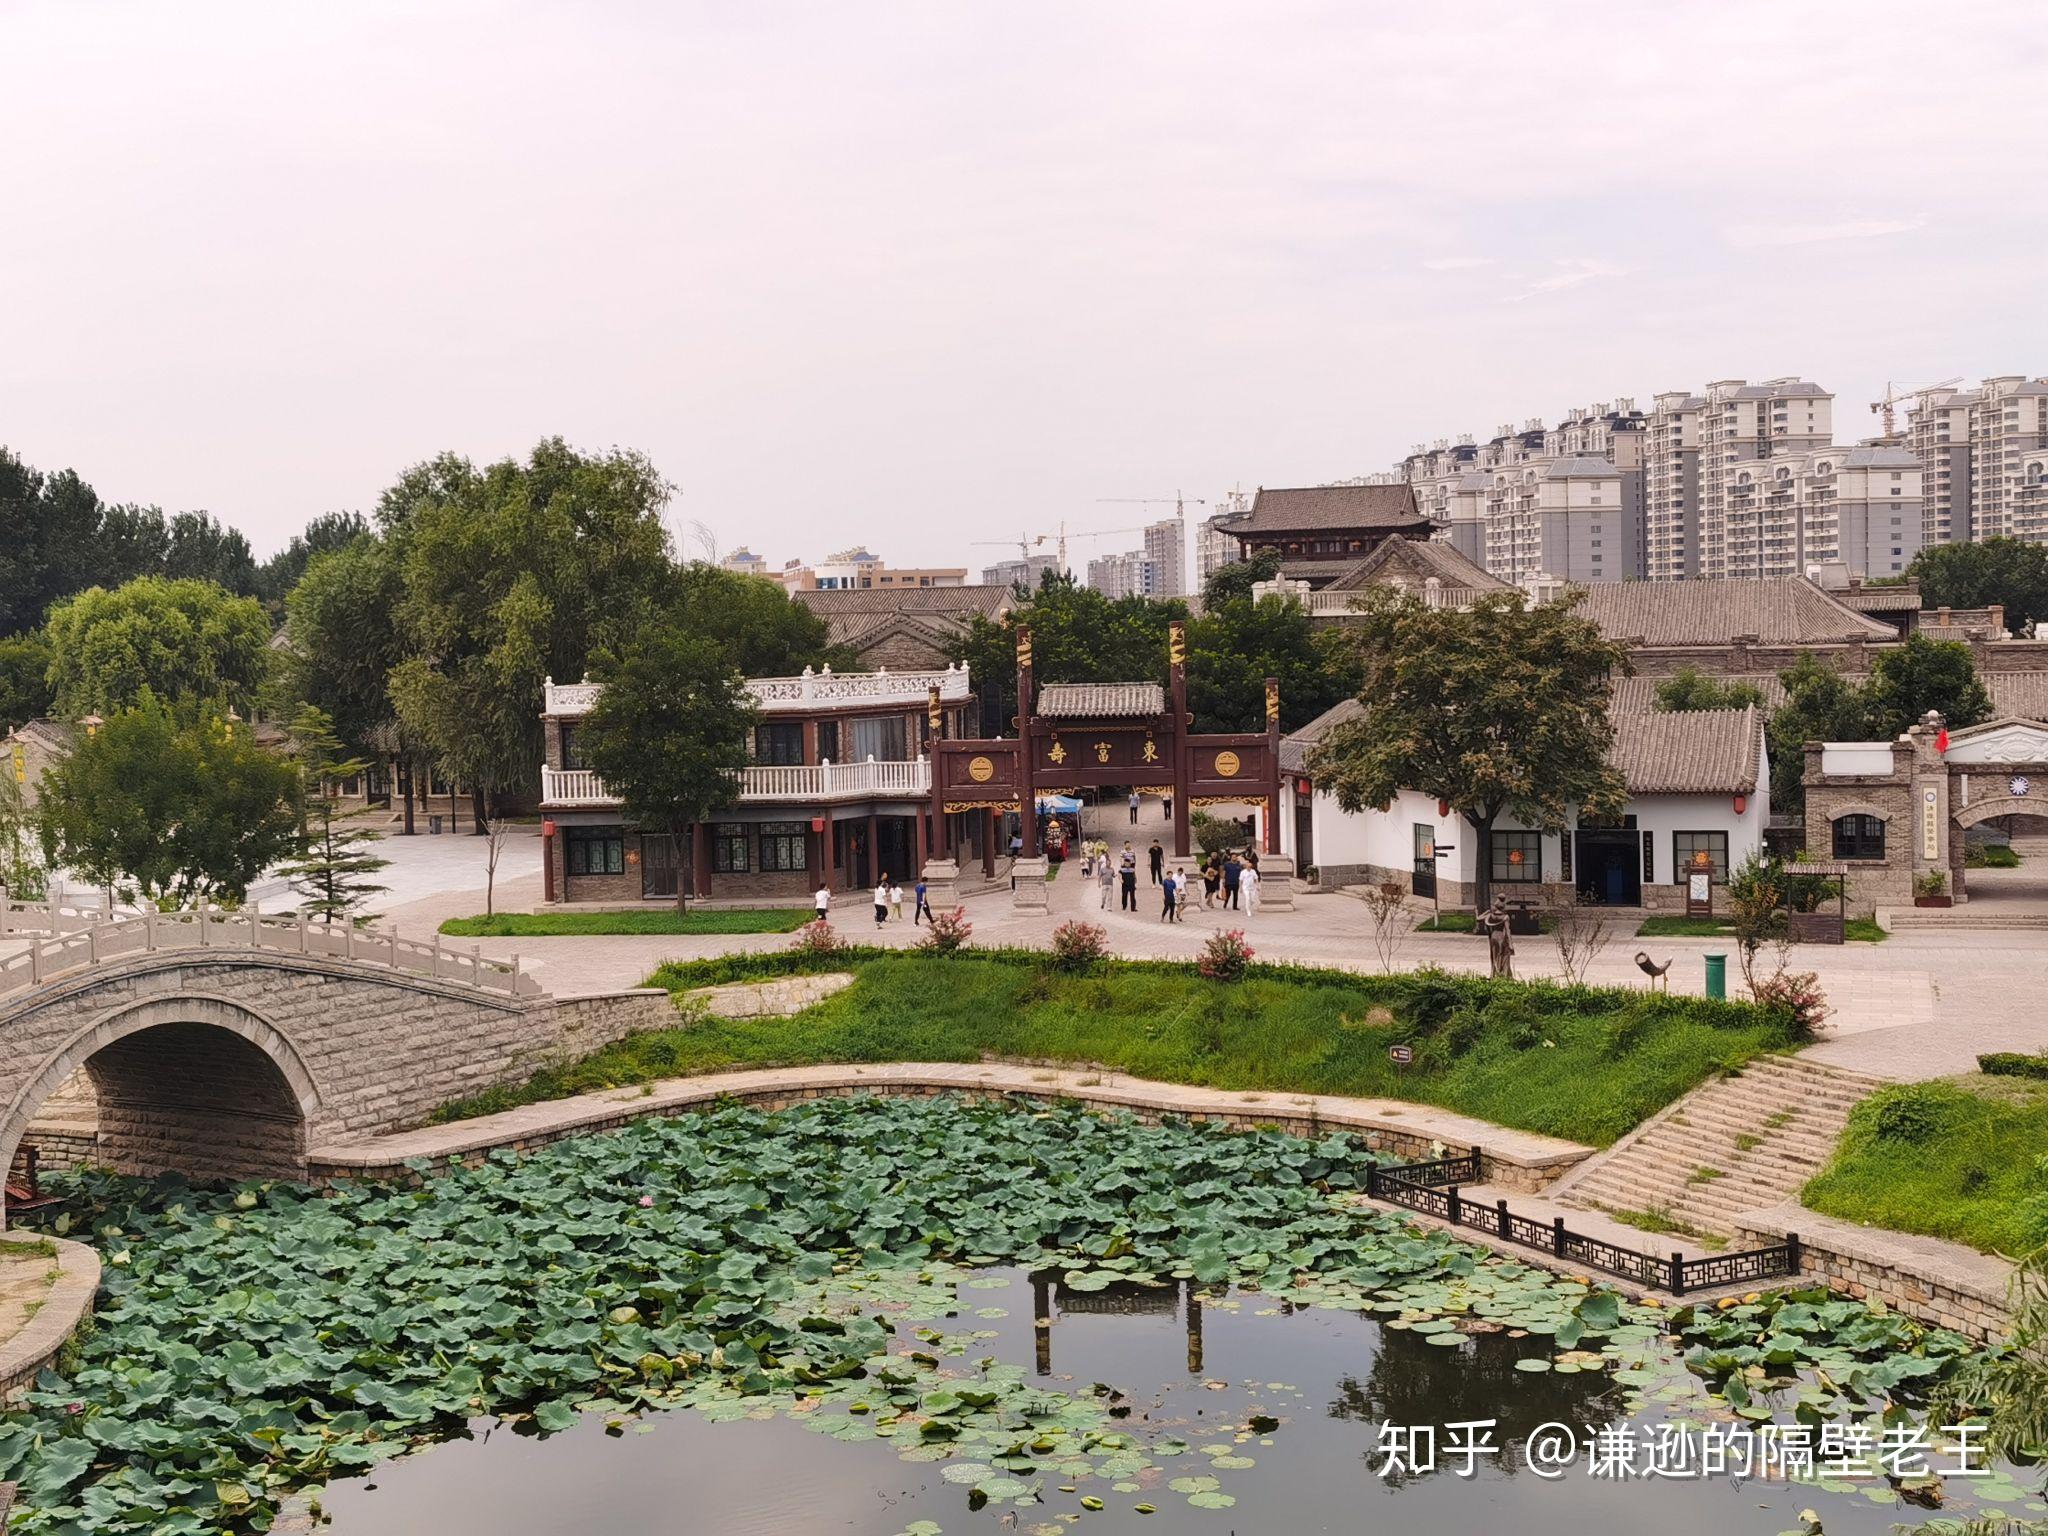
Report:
537,666,982,905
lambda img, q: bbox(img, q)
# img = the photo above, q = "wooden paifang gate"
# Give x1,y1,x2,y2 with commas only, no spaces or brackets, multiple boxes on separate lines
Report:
923,622,1281,862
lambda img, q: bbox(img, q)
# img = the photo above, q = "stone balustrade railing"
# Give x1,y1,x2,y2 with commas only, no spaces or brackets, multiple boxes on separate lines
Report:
541,756,931,809
544,665,971,718
0,905,542,1006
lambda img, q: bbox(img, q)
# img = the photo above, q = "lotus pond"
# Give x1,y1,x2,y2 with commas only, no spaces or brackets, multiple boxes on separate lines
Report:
2,1096,2038,1534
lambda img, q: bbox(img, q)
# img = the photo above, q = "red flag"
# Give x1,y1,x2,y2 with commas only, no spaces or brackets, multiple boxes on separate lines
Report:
1936,726,1950,753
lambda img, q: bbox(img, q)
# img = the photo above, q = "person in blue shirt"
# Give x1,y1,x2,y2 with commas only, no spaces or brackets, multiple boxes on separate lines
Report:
913,876,933,926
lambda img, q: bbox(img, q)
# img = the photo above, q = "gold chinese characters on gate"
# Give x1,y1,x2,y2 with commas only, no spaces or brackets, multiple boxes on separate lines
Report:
967,756,995,783
1214,750,1241,778
1047,737,1067,765
1141,736,1158,763
1093,741,1112,763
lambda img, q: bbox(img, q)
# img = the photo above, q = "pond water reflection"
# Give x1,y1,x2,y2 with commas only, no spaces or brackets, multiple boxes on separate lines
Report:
323,1268,2034,1536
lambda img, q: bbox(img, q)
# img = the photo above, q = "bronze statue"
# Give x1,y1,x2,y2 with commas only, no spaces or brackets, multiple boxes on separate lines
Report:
1475,894,1514,979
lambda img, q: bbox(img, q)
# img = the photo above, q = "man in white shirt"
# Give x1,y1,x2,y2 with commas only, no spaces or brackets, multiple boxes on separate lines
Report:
873,880,890,928
814,884,831,920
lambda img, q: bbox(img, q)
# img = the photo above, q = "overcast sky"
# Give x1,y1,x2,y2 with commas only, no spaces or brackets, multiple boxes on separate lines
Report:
5,1,2045,574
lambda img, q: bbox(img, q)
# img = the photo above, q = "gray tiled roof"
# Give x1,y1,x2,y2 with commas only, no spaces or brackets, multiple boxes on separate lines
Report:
1569,579,1897,646
1988,672,2048,720
793,585,1012,619
1035,682,1166,718
1608,674,1788,713
1542,456,1620,479
1278,698,1364,774
1239,484,1428,534
1322,537,1508,592
1609,707,1763,795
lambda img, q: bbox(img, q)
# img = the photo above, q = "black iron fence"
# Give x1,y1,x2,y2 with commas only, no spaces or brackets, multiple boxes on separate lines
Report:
1364,1153,1801,1297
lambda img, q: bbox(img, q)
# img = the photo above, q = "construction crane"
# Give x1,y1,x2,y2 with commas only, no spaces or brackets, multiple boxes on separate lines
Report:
1097,492,1208,522
973,522,1152,574
1870,377,1963,437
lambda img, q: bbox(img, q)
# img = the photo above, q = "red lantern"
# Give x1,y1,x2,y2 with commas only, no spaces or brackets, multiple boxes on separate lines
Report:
811,817,826,832
1436,798,1450,818
1296,777,1312,795
541,819,556,837
1732,794,1747,815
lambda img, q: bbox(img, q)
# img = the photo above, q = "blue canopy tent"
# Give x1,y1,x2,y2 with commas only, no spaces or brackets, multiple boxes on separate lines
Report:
1035,794,1082,861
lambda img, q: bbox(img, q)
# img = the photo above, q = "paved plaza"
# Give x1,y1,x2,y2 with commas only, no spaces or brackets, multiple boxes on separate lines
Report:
324,806,2046,1084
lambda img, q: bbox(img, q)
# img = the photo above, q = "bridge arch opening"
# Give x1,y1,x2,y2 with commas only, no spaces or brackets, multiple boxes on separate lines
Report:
3,997,322,1206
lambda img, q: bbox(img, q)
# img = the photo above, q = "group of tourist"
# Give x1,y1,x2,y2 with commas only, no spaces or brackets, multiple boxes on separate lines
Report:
811,878,935,929
1079,841,1263,922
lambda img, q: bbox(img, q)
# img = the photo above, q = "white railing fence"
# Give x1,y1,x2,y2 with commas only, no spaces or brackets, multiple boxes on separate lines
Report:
542,756,932,808
0,903,543,1007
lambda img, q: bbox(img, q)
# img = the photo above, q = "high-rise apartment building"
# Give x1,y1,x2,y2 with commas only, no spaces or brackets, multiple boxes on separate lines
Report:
981,553,1062,590
1403,402,1646,585
1719,446,1922,580
1642,391,1704,580
1141,517,1186,597
1904,388,1978,545
1195,504,1245,586
1696,379,1833,579
2013,448,2048,548
1968,376,2048,541
1085,548,1164,600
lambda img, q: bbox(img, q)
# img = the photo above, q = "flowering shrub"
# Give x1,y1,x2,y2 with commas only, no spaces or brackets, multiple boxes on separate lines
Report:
917,907,972,955
1750,968,1830,1038
1197,928,1254,982
789,919,844,957
1049,919,1109,973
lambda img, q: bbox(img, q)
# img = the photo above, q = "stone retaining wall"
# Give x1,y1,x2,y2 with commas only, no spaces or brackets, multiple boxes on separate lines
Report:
306,1062,1590,1192
0,1238,99,1401
1737,1202,2014,1343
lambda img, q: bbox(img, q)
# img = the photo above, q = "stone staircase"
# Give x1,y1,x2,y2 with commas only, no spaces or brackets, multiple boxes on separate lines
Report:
1879,908,2048,931
1547,1056,1885,1239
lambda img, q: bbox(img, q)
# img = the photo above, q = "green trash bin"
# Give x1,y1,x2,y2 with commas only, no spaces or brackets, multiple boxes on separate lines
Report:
1703,951,1727,1000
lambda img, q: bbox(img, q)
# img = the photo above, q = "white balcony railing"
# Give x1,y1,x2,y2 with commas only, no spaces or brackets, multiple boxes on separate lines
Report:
545,666,971,719
541,756,931,809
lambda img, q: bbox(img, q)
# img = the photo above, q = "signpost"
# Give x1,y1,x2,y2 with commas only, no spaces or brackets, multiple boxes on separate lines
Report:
1388,1044,1414,1066
1429,843,1455,931
1685,851,1713,918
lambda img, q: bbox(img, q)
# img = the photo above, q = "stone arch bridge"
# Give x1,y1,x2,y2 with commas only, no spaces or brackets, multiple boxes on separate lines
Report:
0,908,669,1219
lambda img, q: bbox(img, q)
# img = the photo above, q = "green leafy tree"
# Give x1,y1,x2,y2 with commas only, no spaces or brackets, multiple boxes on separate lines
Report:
37,695,301,907
0,633,55,731
665,562,845,676
43,576,273,718
0,449,168,633
283,539,405,756
1863,631,1993,738
1908,537,2048,633
1199,546,1282,607
256,510,372,608
1309,588,1631,907
0,758,45,901
1653,666,1767,713
162,511,258,594
1766,654,1876,816
388,438,679,815
1185,593,1360,733
954,570,1182,728
276,705,390,922
580,629,756,911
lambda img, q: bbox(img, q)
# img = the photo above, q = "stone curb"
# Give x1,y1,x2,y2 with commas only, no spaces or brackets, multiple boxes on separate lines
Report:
308,1061,1594,1192
0,1236,99,1400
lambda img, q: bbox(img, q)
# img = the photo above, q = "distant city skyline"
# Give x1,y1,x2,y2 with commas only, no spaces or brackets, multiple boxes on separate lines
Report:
4,2,2044,567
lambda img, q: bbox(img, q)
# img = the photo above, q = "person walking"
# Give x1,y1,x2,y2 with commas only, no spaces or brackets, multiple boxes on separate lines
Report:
889,878,906,924
1147,839,1164,886
1163,794,1173,821
1160,868,1177,922
813,882,831,921
1119,843,1138,912
1202,857,1221,910
913,875,933,925
1222,853,1242,910
873,877,890,929
1097,855,1115,909
1240,861,1261,919
1128,791,1140,825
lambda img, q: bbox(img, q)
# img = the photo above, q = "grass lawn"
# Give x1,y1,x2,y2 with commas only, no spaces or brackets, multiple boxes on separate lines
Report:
438,909,814,938
1635,914,1888,943
1414,912,1476,933
1803,1075,2048,1256
437,950,1801,1147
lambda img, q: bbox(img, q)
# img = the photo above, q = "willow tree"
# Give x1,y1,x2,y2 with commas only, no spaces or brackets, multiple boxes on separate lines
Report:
1308,587,1631,908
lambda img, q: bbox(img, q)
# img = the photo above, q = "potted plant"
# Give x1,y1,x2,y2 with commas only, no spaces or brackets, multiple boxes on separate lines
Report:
1912,870,1952,908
